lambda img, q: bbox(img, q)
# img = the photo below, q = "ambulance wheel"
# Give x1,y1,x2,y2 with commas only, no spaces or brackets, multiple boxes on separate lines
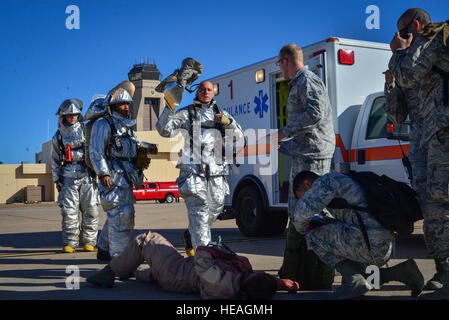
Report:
235,186,287,237
165,194,175,203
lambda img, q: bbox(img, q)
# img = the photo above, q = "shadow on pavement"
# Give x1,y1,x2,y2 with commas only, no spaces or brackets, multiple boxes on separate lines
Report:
0,227,285,257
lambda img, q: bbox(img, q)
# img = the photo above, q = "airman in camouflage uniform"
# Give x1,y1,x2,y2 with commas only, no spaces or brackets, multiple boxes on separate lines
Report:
389,8,449,299
276,44,335,282
383,75,427,221
384,75,428,232
292,171,424,299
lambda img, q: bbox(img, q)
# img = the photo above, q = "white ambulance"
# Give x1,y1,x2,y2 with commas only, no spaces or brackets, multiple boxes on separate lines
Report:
208,37,410,237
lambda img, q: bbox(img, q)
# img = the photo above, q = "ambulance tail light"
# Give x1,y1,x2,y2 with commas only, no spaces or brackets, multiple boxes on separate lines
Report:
338,49,354,65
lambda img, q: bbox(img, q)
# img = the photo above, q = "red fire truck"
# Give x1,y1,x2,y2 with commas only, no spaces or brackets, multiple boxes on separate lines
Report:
133,181,179,203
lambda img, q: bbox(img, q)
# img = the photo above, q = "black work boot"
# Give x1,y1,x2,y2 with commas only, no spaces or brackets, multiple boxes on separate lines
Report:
424,260,444,290
329,260,371,300
380,259,424,297
182,229,195,256
87,265,115,288
420,261,449,300
420,284,449,300
97,248,111,263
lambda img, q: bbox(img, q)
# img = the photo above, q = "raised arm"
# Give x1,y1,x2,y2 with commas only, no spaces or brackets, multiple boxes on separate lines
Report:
155,107,190,138
389,33,443,89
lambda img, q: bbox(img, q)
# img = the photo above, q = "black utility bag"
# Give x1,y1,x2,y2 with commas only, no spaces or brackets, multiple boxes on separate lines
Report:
328,172,423,250
278,223,335,290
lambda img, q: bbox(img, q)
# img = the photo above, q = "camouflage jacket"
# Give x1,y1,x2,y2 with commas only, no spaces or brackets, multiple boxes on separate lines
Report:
389,32,449,145
383,82,423,146
279,66,335,159
291,172,393,240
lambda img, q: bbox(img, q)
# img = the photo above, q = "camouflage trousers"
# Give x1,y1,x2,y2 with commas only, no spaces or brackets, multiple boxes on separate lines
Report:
408,138,427,203
422,127,449,266
306,219,394,268
280,158,332,281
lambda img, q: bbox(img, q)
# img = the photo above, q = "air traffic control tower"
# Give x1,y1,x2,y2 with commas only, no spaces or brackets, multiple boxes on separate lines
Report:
128,62,165,131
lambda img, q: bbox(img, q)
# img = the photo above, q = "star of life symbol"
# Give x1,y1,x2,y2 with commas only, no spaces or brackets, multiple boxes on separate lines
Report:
254,90,269,119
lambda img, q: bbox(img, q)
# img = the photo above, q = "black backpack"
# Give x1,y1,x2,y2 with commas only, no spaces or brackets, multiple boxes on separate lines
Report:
327,172,423,249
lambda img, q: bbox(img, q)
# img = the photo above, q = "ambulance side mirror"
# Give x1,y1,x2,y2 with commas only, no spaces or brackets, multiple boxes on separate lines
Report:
386,118,410,141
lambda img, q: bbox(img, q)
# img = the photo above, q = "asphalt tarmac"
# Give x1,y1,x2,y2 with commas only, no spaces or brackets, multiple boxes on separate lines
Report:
0,200,436,301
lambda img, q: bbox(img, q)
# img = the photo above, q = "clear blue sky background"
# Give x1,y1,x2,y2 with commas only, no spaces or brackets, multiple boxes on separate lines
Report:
0,0,447,164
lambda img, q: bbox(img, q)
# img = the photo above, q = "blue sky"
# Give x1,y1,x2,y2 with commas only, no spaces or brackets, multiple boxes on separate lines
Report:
0,0,447,164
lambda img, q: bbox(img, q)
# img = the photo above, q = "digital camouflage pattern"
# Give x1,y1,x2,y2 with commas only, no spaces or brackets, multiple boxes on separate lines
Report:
383,82,427,203
389,32,449,146
424,127,449,270
279,65,335,160
280,65,335,281
389,31,449,275
292,172,395,268
288,158,332,216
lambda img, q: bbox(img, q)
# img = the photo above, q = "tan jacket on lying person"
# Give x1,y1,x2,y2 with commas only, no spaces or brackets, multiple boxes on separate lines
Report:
87,230,299,299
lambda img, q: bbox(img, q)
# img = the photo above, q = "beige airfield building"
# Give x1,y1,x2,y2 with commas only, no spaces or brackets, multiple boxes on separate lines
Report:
0,62,184,204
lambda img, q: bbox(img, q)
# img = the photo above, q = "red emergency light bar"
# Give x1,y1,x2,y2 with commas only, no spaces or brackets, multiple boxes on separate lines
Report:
338,49,354,65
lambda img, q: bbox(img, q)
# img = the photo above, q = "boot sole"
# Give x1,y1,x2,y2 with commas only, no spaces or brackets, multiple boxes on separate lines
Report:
424,281,443,291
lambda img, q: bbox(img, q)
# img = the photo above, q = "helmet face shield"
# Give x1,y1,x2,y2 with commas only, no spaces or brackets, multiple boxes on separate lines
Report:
109,88,133,106
57,98,84,123
57,98,83,116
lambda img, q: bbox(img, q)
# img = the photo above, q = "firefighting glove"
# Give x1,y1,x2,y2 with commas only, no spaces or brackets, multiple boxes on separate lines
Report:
277,278,300,293
215,114,232,126
136,146,151,170
56,182,63,192
148,143,158,155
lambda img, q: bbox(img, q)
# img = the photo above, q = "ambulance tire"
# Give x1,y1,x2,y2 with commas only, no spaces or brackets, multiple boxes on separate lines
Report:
235,185,287,237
